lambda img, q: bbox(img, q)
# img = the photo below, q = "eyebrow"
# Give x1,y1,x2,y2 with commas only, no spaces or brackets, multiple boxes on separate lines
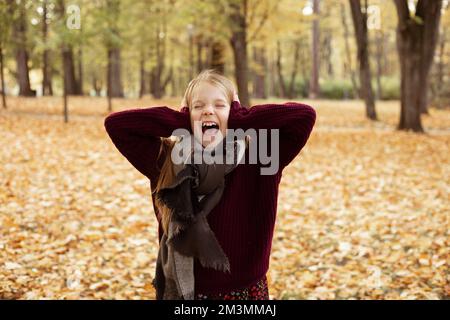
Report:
193,99,227,104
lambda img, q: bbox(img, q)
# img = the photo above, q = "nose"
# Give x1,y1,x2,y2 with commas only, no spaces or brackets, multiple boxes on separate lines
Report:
202,105,214,115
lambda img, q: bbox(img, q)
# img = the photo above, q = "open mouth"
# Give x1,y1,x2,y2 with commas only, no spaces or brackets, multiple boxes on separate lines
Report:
202,121,220,135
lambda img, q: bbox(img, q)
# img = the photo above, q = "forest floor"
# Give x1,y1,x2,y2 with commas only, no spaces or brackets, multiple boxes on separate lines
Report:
0,96,449,299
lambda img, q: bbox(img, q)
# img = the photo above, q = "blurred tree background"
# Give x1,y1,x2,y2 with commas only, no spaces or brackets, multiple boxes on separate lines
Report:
0,0,449,300
0,0,449,130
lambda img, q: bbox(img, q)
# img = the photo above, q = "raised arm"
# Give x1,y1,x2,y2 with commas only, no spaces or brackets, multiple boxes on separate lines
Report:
104,106,190,184
227,101,316,170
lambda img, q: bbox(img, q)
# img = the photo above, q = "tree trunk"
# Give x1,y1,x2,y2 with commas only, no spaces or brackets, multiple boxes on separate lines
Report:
276,41,287,98
104,0,123,98
309,0,320,99
171,68,177,97
150,65,162,100
63,58,68,123
196,35,203,74
435,31,445,98
204,37,212,70
107,54,112,112
57,0,80,96
62,47,79,95
340,2,359,99
150,25,163,99
189,31,194,79
252,46,267,99
394,0,443,132
349,0,377,120
107,48,124,97
77,46,83,95
42,51,53,95
322,31,334,77
268,58,278,97
42,0,53,96
229,0,250,108
150,18,170,99
299,42,309,95
92,75,102,96
288,41,300,98
169,44,176,97
210,40,225,74
13,2,34,96
0,47,7,109
139,52,146,98
375,31,383,100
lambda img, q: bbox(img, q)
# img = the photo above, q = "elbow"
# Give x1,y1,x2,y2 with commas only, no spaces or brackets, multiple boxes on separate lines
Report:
306,105,317,129
297,103,316,129
104,115,111,131
294,104,317,138
104,117,113,136
285,102,317,129
104,113,118,136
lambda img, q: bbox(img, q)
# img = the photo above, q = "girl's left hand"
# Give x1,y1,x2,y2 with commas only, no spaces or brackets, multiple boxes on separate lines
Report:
233,91,240,103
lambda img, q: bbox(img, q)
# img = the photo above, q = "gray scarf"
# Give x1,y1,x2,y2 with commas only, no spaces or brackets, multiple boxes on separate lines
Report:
152,133,246,299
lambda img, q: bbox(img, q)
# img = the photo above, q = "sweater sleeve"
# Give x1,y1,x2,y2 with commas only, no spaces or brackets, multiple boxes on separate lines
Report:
104,106,191,183
227,101,316,170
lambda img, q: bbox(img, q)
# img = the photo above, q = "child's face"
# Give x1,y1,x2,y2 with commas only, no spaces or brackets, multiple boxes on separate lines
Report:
190,82,230,148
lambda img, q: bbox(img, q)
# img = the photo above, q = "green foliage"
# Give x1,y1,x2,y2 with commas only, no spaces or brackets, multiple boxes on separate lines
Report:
292,77,400,101
0,1,13,46
291,77,309,97
320,78,356,99
378,76,400,100
411,15,424,25
0,0,445,101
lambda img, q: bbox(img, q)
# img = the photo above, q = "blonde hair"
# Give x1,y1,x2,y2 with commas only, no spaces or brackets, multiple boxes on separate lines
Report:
155,69,236,234
181,69,236,110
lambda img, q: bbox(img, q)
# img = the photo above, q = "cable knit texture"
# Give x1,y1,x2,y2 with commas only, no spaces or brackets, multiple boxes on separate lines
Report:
104,100,316,295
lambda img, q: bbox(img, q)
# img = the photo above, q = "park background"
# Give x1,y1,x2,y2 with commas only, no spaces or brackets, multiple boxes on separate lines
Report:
0,0,448,299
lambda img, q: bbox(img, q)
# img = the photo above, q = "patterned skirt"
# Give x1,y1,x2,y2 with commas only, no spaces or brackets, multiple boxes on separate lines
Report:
195,275,269,300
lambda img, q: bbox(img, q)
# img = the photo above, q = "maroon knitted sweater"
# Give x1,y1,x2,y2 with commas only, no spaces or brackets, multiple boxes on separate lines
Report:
104,100,316,295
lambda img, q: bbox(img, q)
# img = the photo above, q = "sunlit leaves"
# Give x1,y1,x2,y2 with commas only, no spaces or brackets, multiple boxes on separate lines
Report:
0,97,449,299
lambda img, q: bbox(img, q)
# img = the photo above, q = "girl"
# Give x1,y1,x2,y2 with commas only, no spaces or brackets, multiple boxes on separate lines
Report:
104,69,316,300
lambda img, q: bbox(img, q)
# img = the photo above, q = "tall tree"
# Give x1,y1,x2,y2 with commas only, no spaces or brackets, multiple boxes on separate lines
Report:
252,46,267,99
276,40,287,98
374,30,384,100
309,0,320,98
210,40,226,73
275,40,300,99
340,1,359,99
196,34,204,74
227,0,273,107
349,0,377,120
149,7,171,99
247,0,273,100
0,1,12,108
105,0,124,98
394,0,443,132
139,50,146,98
0,46,6,108
42,0,53,96
228,0,250,107
77,45,83,95
10,0,34,96
322,30,334,77
57,0,81,96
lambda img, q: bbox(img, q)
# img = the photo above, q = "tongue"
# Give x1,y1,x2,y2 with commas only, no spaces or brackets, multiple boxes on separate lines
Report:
203,128,219,136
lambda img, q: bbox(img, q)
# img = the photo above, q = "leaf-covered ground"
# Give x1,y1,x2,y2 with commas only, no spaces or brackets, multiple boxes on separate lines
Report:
0,97,448,299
